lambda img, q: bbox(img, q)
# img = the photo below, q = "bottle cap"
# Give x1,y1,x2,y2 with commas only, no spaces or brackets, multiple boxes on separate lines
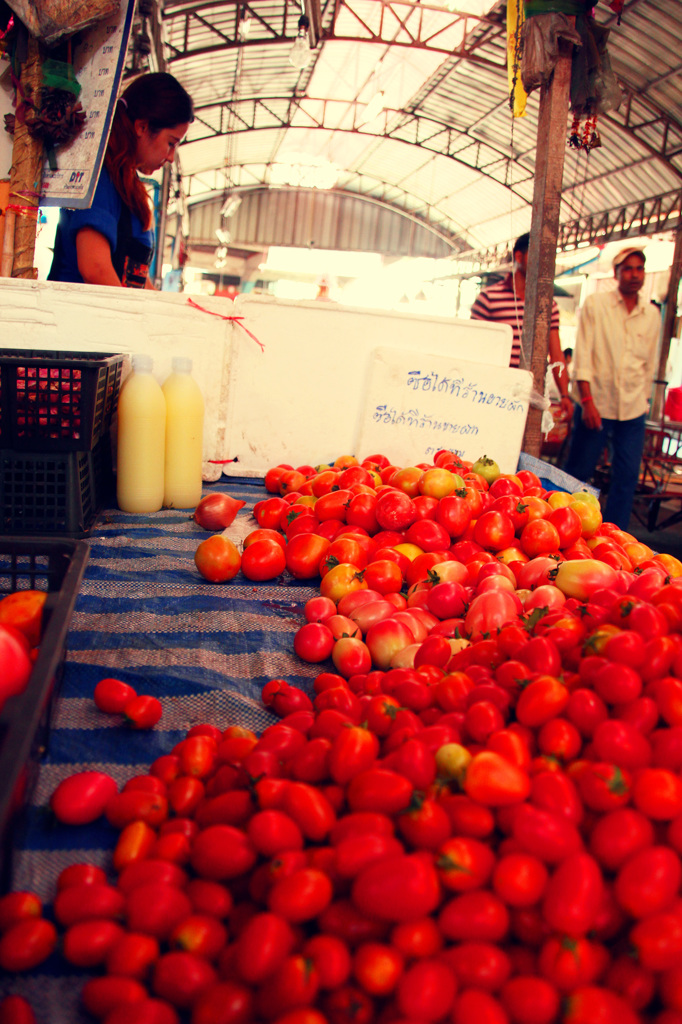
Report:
172,357,193,373
132,353,153,373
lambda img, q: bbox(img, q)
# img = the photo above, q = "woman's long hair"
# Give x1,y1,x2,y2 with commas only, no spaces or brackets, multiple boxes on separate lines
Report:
105,72,193,230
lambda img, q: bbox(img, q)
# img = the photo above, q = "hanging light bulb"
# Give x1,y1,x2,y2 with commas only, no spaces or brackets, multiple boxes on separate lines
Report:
289,15,312,70
220,194,242,219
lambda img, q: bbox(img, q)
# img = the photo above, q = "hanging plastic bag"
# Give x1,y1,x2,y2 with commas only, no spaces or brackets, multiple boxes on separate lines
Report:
571,15,622,116
5,0,119,46
521,13,582,94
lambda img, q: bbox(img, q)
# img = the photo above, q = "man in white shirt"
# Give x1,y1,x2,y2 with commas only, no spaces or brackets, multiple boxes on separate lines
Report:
563,247,661,529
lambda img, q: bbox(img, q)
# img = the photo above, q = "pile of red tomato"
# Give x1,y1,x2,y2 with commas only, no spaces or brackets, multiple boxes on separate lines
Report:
8,449,682,1024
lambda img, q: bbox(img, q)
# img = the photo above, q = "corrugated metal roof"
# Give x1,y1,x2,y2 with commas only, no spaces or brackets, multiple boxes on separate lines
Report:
157,0,682,260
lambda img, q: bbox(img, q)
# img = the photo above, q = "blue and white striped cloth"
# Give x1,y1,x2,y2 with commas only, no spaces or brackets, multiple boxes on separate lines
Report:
1,478,319,1022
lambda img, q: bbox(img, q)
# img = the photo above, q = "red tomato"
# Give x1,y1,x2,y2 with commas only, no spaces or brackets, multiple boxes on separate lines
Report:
397,797,451,851
190,825,258,880
630,912,682,972
314,489,353,523
106,788,168,829
169,914,227,959
333,832,404,879
351,941,403,996
0,625,33,705
54,882,124,927
81,976,147,1019
93,677,137,713
492,852,548,908
542,852,603,936
283,534,328,580
117,859,188,894
0,995,37,1024
267,868,334,922
233,911,296,984
0,891,41,931
125,883,193,941
62,918,124,967
375,490,417,531
282,782,337,841
50,771,118,825
256,495,290,528
56,862,108,890
438,890,509,943
406,518,451,552
293,623,334,663
0,918,57,971
352,853,441,922
106,932,160,979
328,725,379,785
451,989,508,1024
0,590,46,648
589,807,654,871
473,511,515,552
519,518,560,558
256,954,320,1020
443,940,510,992
464,751,530,807
304,596,337,624
363,560,404,595
346,768,413,815
538,936,608,994
124,694,163,730
464,590,520,641
614,845,681,918
194,535,241,582
437,495,473,538
364,617,415,670
346,493,379,534
191,981,254,1024
500,975,560,1024
512,804,582,863
152,950,217,1009
241,539,286,581
436,836,495,892
632,766,682,820
396,958,457,1021
563,986,640,1024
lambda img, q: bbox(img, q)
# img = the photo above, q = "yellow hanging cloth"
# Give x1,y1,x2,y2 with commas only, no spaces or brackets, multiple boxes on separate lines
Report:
507,0,527,118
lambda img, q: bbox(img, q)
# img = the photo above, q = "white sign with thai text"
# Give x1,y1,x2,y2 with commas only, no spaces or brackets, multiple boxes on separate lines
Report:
357,347,533,473
40,0,134,208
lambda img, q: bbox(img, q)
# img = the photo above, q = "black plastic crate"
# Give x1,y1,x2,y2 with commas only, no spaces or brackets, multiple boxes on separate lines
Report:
0,350,124,452
0,537,89,890
0,436,113,536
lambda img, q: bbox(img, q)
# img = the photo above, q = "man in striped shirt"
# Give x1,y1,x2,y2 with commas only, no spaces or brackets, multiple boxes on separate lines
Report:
470,232,573,423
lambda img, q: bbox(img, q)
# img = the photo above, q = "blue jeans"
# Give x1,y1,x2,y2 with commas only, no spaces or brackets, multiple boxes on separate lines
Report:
563,407,646,530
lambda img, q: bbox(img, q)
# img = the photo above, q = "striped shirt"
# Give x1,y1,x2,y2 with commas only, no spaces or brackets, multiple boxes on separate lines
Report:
470,274,560,368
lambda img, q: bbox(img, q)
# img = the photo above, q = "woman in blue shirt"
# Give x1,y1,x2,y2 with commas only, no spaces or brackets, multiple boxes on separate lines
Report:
49,72,193,289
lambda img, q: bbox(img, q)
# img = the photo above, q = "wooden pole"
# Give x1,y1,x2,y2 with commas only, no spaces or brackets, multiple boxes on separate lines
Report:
6,35,44,280
154,163,172,288
651,223,682,423
521,34,574,457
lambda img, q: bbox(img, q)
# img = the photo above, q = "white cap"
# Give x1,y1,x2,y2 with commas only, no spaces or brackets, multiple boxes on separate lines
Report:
132,353,153,373
172,357,193,373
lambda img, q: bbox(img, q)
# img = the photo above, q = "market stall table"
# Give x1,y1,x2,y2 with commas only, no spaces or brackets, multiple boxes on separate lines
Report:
0,477,315,1022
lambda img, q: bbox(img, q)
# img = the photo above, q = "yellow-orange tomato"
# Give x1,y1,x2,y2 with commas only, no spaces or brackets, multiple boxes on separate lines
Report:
320,562,368,605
